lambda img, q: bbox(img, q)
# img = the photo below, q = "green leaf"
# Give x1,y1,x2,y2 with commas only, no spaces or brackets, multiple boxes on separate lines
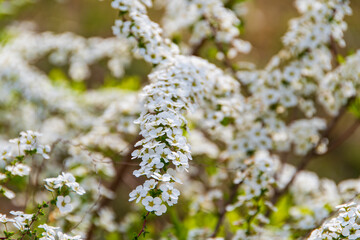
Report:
106,232,120,240
207,47,218,60
149,188,162,198
48,68,86,92
349,97,360,119
169,208,187,240
220,117,235,126
103,75,141,91
48,68,70,84
270,194,292,226
337,54,345,64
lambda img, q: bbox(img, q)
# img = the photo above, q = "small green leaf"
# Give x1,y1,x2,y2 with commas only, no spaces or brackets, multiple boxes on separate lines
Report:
220,116,234,126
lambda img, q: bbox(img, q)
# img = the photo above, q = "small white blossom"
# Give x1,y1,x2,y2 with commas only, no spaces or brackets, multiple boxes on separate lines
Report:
57,195,73,214
6,163,31,176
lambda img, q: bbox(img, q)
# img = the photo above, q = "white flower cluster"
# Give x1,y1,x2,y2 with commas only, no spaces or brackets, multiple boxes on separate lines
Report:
112,0,180,65
288,168,339,230
130,56,216,215
9,130,51,158
0,0,359,238
227,151,279,230
160,0,251,56
232,151,278,204
44,172,85,214
110,0,355,221
193,0,250,53
0,213,82,239
0,25,132,135
284,0,351,53
288,118,327,155
111,0,248,216
319,50,360,115
39,224,81,240
0,130,50,199
227,0,352,164
0,211,33,231
308,202,360,240
44,172,86,195
8,26,131,81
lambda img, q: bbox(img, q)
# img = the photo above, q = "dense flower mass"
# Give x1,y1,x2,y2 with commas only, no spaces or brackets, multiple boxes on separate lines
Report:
0,0,360,239
308,202,360,240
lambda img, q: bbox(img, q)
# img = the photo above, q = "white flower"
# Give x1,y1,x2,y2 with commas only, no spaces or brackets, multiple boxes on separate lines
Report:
61,172,77,187
57,232,82,240
151,172,171,182
9,138,21,145
10,211,33,230
142,196,162,212
155,204,167,216
0,147,12,162
57,195,73,214
44,172,85,195
1,186,15,199
39,224,59,240
0,214,12,224
19,130,41,151
143,179,157,190
6,163,31,176
70,182,86,195
37,145,51,159
160,183,180,201
0,173,7,181
129,185,147,203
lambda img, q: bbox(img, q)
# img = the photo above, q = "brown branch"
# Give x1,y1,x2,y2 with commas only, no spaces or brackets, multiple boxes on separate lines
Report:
210,182,241,238
85,134,142,240
327,120,360,153
209,23,236,75
191,38,207,56
207,21,251,97
271,98,355,206
329,35,340,68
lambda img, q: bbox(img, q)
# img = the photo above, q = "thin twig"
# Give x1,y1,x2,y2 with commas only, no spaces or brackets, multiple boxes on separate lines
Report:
208,23,236,75
19,202,49,240
329,35,340,68
271,98,355,206
210,182,241,237
85,135,142,240
137,212,150,238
